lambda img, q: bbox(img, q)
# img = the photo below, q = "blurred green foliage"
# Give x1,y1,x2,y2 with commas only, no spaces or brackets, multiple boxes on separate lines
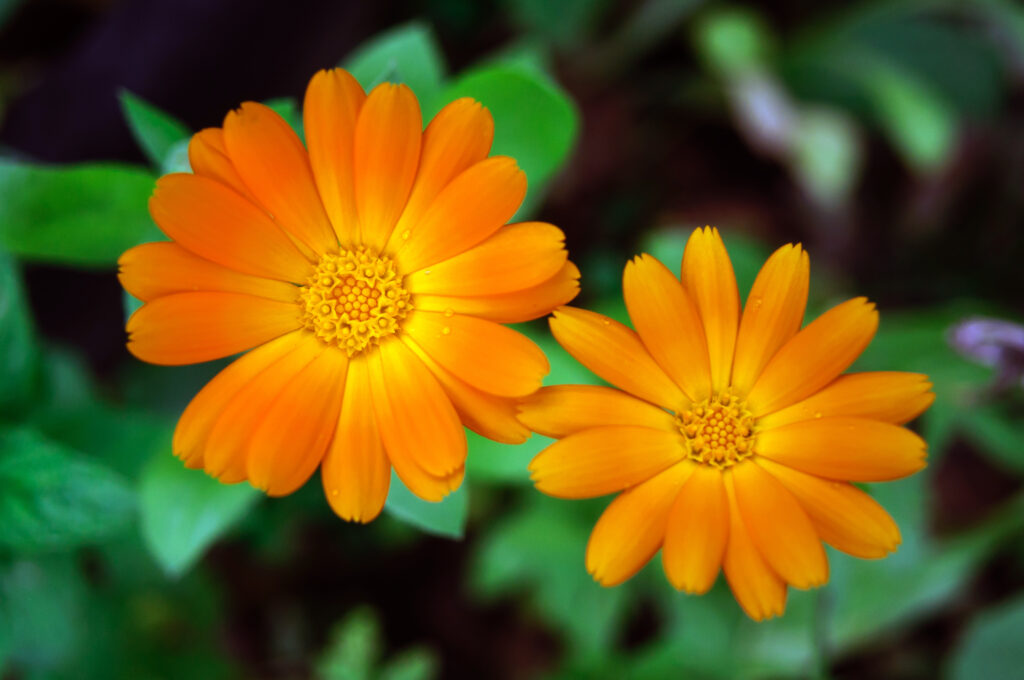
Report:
0,5,1022,680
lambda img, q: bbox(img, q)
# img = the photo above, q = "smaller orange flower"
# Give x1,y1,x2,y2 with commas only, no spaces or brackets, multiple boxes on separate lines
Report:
519,227,933,620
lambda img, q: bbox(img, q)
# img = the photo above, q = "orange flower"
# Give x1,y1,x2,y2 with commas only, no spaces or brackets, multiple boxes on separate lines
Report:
519,227,932,620
119,68,578,522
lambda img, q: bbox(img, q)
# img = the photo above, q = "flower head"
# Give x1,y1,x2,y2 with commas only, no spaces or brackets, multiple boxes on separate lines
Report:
519,227,932,620
120,68,578,521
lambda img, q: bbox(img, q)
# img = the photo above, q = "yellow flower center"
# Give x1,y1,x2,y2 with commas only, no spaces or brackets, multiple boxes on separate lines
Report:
675,392,756,469
299,247,411,356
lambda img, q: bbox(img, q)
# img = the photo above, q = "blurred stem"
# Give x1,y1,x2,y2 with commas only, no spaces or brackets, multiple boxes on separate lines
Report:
812,588,835,680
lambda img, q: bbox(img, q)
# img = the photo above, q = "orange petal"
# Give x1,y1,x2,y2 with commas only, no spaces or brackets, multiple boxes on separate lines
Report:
173,331,306,469
414,260,580,324
730,244,809,394
756,417,927,481
395,156,526,273
353,83,422,251
203,334,324,482
731,461,828,589
322,356,392,522
126,292,301,366
149,174,311,282
757,458,900,559
623,254,712,402
759,372,935,429
303,68,367,247
722,472,787,621
549,306,688,410
405,337,529,444
406,222,566,297
662,465,729,594
119,242,299,303
586,461,695,586
246,348,348,496
386,97,494,253
368,338,465,479
223,102,337,255
681,227,740,392
403,310,548,398
528,425,685,499
517,385,676,439
747,297,878,416
187,128,253,199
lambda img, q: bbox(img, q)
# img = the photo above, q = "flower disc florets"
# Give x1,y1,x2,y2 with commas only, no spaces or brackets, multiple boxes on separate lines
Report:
675,392,756,469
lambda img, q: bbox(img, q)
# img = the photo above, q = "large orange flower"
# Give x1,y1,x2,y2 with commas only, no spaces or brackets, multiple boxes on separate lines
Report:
120,68,578,521
519,227,932,620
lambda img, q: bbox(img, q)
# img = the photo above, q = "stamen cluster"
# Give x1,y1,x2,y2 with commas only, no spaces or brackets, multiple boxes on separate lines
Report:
675,392,756,469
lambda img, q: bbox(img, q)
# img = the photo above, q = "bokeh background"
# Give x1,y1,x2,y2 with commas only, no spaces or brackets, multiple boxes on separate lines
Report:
1,0,1024,678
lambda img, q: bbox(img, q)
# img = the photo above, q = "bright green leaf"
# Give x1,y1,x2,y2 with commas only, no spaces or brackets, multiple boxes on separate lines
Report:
384,470,468,539
0,251,39,418
695,7,773,76
345,21,446,104
0,428,135,552
138,451,259,577
379,648,438,680
118,90,191,169
949,594,1024,680
317,606,381,680
438,65,578,216
0,160,156,267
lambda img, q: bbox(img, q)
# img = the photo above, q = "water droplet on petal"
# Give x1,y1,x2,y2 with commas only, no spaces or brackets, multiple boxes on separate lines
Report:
442,326,451,335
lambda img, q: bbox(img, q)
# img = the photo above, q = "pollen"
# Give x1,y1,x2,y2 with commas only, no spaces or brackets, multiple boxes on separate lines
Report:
299,247,411,356
675,392,756,469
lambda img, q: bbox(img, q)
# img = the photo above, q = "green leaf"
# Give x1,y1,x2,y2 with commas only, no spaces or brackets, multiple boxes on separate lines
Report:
948,594,1024,680
437,64,578,216
118,90,191,169
0,160,156,267
316,606,381,680
960,401,1024,473
0,251,39,418
0,428,135,552
345,21,446,103
383,470,468,539
694,7,773,76
379,648,438,680
502,0,612,48
138,451,259,577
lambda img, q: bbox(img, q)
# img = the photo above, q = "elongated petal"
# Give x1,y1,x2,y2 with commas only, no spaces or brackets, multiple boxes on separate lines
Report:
756,417,927,481
406,222,566,297
247,348,348,496
549,306,687,410
322,356,391,522
662,465,729,594
403,310,548,398
188,128,253,199
529,426,685,499
518,385,676,439
722,472,787,621
223,102,336,255
396,156,526,273
624,254,711,402
414,260,580,323
119,242,299,303
732,461,828,589
759,372,935,429
406,338,529,444
304,68,366,246
127,292,301,365
203,335,324,482
387,97,494,252
353,83,422,251
587,461,695,586
681,227,739,392
173,331,305,468
747,297,878,416
758,458,900,558
149,174,312,282
731,244,809,394
369,338,465,479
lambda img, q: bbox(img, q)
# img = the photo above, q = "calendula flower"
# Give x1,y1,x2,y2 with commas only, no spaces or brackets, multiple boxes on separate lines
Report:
519,227,932,620
119,68,578,521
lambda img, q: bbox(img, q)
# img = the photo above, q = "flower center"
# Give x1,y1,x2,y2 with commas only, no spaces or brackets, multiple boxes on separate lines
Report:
675,392,756,469
299,247,411,356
